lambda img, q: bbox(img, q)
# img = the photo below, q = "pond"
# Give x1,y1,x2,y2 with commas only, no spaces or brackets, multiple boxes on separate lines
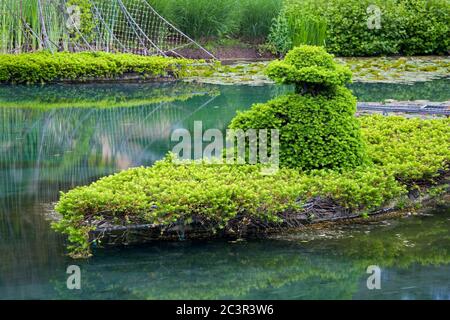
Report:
0,80,449,299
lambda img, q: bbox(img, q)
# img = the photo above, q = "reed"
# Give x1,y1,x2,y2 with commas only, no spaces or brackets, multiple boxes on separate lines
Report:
0,0,66,53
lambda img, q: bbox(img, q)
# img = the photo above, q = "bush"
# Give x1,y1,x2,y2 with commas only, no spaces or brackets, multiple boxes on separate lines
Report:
269,0,450,56
230,46,366,170
0,52,193,84
53,115,450,257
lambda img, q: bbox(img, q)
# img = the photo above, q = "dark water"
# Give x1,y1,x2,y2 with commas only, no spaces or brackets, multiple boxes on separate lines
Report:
0,80,449,300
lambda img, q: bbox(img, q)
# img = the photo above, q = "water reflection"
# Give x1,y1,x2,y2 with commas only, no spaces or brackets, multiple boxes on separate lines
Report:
0,81,449,300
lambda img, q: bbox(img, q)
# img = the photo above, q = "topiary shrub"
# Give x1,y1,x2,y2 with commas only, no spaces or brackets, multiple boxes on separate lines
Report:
229,45,367,170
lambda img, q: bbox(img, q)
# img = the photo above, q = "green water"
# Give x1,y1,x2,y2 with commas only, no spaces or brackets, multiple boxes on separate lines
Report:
0,81,449,300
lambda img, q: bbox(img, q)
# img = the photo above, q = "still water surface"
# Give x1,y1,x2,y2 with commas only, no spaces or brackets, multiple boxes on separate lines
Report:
0,80,449,299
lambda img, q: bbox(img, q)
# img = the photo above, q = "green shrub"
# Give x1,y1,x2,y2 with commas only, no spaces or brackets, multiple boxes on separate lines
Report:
265,45,352,92
270,0,450,56
53,115,450,257
0,51,193,84
230,46,366,170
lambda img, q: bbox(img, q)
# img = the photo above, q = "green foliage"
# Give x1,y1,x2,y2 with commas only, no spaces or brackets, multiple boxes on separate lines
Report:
266,11,292,55
53,115,450,257
150,0,282,41
360,115,450,183
229,89,367,170
394,0,450,55
238,0,284,40
0,52,193,84
271,0,450,56
231,46,365,170
1,0,47,53
152,0,240,39
1,0,96,53
67,0,95,41
266,45,352,91
268,2,327,54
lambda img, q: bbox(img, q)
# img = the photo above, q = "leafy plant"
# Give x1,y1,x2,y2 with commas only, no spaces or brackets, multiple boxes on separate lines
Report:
67,0,95,42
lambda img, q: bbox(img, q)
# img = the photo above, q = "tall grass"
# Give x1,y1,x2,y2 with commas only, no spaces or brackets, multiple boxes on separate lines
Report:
150,0,240,39
267,0,327,55
238,0,283,41
150,0,282,41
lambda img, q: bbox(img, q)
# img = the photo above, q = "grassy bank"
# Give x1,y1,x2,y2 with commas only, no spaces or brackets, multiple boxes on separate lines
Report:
0,52,193,84
53,115,450,257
